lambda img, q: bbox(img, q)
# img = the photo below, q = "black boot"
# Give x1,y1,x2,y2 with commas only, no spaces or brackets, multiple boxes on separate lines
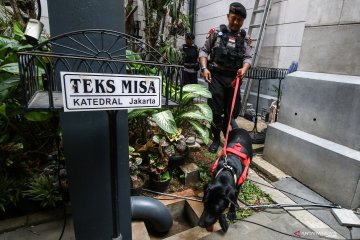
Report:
208,132,220,153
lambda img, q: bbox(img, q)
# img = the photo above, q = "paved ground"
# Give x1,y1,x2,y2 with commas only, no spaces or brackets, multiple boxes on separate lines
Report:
0,217,75,240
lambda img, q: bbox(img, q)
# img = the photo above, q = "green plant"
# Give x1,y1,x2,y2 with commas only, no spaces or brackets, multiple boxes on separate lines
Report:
126,50,157,75
1,0,40,29
0,22,58,161
160,43,183,64
235,180,273,220
129,83,212,145
148,151,170,181
24,174,62,208
173,84,213,144
141,0,188,62
129,146,143,182
0,174,22,212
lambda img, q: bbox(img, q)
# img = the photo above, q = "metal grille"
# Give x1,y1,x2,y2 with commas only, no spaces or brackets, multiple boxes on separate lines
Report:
18,29,183,111
245,67,288,80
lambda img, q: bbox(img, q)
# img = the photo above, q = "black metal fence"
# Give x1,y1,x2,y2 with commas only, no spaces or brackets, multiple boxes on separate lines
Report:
18,29,183,111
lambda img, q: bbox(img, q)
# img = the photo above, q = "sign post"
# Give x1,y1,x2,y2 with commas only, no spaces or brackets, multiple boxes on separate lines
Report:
47,1,135,239
60,71,161,238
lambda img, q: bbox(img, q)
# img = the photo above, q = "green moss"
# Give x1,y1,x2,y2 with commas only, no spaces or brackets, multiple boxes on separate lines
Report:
236,180,273,220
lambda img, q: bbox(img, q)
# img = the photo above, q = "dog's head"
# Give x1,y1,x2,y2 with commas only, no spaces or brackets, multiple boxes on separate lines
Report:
198,181,239,232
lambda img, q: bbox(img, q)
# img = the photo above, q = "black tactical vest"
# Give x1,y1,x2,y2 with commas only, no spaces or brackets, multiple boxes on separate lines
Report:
183,44,199,69
211,25,245,70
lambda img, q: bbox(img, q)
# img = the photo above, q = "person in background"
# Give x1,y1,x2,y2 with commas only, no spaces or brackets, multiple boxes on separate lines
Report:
182,32,199,85
199,2,253,153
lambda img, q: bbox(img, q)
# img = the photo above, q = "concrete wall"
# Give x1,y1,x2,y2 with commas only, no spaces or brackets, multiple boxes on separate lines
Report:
298,0,360,76
194,0,310,112
195,0,309,69
278,71,360,150
264,122,360,209
39,0,50,34
263,55,360,209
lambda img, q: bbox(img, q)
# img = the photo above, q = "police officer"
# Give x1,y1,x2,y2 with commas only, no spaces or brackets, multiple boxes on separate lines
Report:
199,2,253,153
182,32,199,85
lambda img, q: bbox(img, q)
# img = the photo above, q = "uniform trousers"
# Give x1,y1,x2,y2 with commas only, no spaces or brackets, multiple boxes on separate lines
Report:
182,69,198,85
208,70,241,137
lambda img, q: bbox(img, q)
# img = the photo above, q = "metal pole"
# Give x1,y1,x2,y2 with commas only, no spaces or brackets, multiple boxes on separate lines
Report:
108,110,120,238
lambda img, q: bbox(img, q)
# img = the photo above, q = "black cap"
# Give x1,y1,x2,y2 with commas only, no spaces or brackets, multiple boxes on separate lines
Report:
229,2,247,18
185,32,195,40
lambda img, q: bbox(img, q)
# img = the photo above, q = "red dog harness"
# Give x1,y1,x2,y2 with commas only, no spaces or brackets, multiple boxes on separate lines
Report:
211,77,250,186
211,143,251,186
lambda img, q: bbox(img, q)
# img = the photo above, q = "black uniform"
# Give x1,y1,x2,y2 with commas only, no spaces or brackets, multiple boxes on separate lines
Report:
199,24,253,139
182,44,199,85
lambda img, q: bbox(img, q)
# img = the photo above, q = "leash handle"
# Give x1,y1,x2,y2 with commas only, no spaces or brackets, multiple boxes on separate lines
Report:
222,77,241,154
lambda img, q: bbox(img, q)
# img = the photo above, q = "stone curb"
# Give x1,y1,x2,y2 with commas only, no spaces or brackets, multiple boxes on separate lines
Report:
251,154,289,181
0,205,71,234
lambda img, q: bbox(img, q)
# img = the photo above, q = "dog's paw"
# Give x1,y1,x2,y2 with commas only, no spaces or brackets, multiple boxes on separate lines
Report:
219,214,229,233
227,211,236,221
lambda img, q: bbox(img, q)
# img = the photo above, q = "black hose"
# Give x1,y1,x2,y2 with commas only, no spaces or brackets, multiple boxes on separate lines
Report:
131,196,173,234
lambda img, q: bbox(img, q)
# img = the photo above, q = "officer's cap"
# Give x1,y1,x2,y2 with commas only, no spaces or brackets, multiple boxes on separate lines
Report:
185,32,195,40
229,2,247,18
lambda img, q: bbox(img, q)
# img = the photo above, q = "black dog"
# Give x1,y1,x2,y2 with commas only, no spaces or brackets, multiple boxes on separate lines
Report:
198,128,253,232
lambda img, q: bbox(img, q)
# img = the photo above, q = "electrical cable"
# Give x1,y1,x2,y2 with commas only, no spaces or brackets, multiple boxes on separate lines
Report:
246,179,360,217
242,203,341,210
55,130,66,240
236,219,342,240
247,178,322,205
141,188,203,202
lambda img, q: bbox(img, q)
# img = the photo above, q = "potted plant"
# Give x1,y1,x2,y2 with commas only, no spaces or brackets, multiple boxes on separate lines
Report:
153,127,188,170
147,151,171,192
129,146,146,195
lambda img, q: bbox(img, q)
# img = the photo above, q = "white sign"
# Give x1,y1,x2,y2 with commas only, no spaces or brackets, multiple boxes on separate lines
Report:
61,72,162,112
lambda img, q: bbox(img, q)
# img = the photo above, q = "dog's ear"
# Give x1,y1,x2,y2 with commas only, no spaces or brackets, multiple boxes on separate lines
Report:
226,188,239,209
203,183,213,202
219,214,229,232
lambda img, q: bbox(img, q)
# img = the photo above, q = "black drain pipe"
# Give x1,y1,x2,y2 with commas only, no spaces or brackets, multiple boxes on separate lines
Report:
189,0,196,34
131,196,173,234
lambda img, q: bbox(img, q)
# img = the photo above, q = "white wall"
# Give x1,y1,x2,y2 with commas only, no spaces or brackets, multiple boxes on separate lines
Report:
40,0,50,34
299,0,360,76
194,0,310,69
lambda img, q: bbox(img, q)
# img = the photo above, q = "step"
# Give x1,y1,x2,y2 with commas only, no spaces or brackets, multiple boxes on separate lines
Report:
132,221,150,240
238,213,317,240
264,122,360,209
247,170,345,239
200,212,274,239
251,154,289,181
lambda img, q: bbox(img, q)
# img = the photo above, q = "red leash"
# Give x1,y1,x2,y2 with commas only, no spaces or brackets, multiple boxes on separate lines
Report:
222,77,241,153
211,77,251,186
211,77,241,172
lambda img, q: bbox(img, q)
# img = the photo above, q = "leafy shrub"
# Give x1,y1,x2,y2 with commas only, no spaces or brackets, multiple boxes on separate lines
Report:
0,174,22,212
24,174,62,208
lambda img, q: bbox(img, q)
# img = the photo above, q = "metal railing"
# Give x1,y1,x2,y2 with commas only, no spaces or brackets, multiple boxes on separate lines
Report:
18,29,184,111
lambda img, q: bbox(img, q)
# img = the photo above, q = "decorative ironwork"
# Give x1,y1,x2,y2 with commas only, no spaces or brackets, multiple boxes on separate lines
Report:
18,29,183,111
245,67,288,80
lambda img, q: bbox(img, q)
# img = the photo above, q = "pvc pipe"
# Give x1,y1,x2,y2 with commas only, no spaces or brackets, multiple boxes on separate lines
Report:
131,196,173,234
